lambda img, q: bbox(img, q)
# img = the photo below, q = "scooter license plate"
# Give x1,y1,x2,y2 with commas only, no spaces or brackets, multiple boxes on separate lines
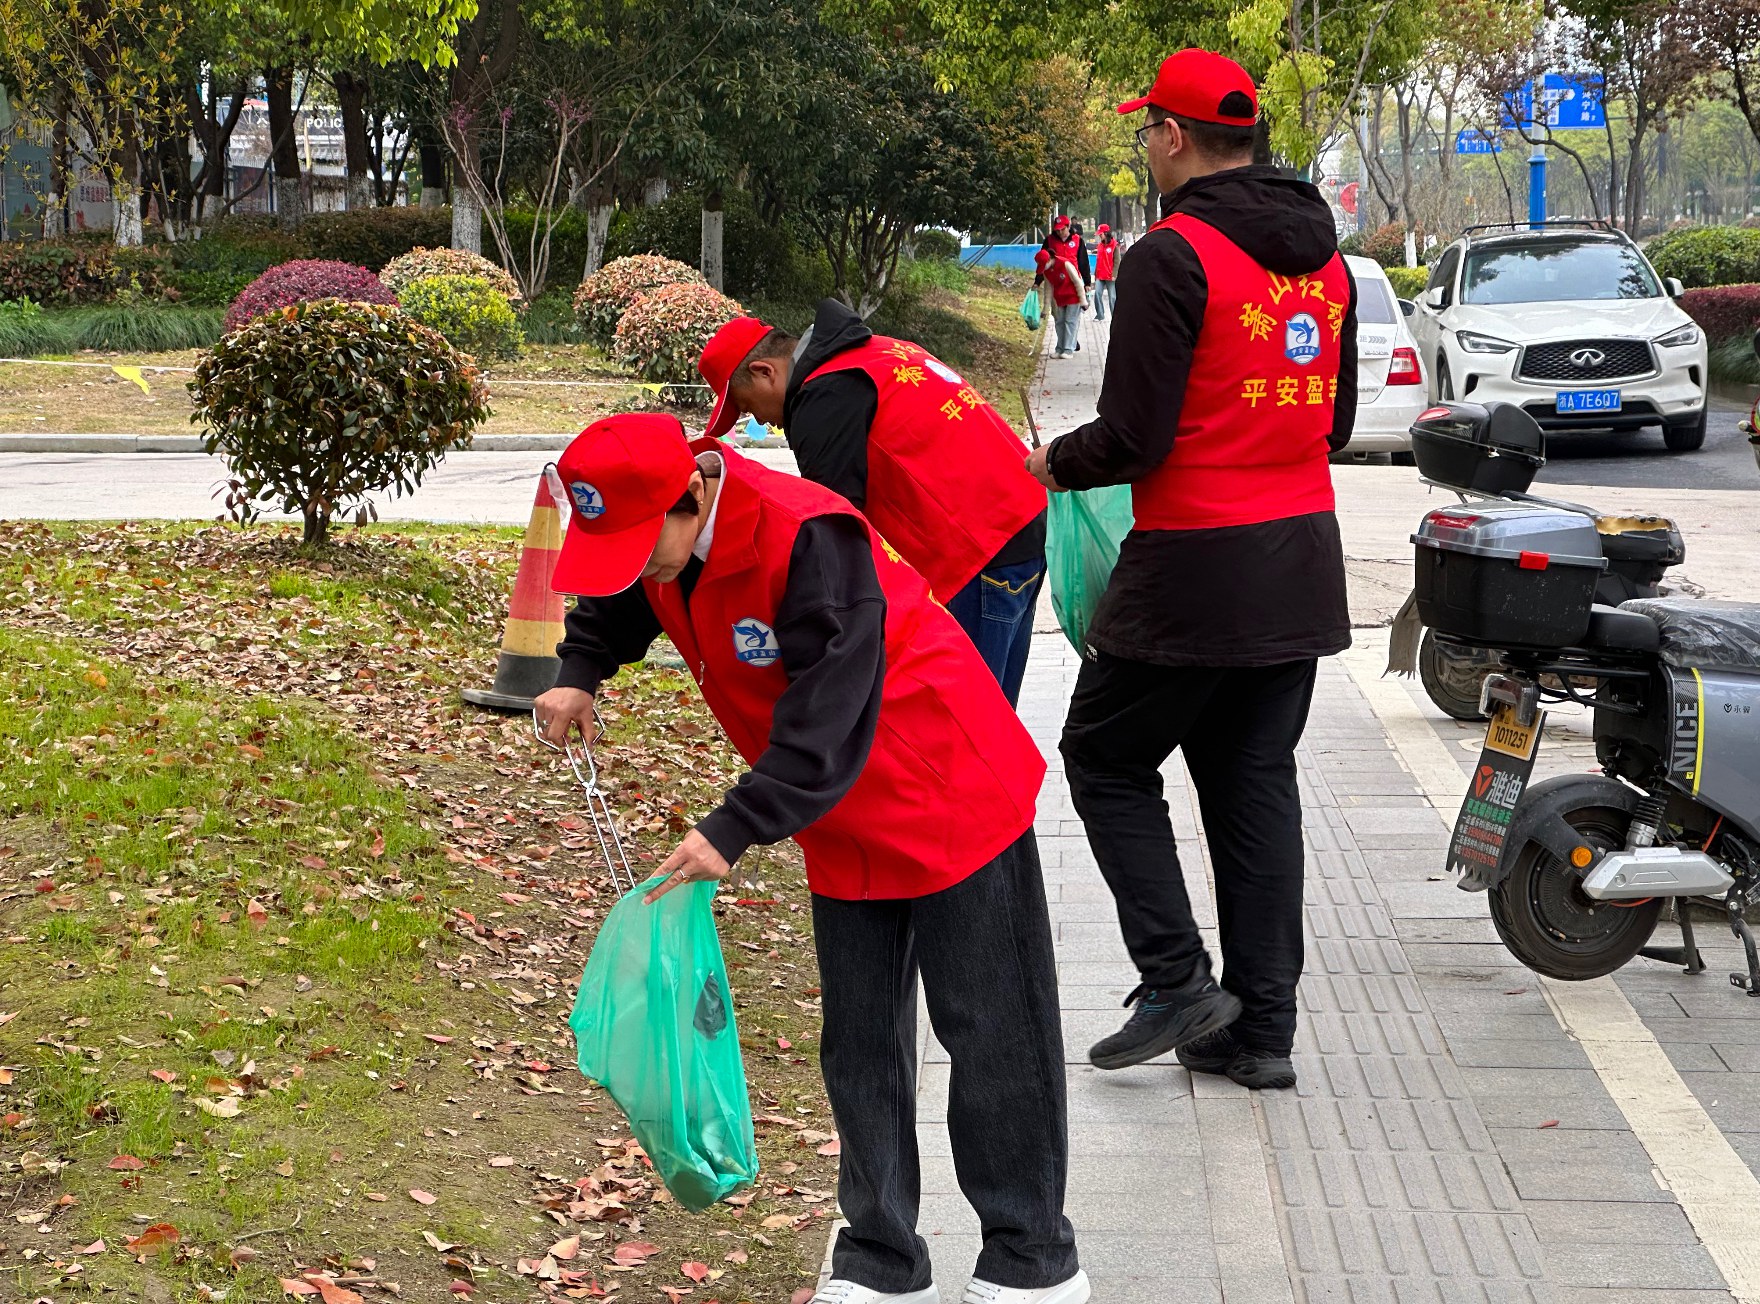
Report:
1447,702,1547,887
1556,388,1621,413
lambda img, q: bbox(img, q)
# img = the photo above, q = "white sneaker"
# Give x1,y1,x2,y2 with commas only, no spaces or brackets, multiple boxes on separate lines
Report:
812,1281,940,1304
961,1271,1091,1304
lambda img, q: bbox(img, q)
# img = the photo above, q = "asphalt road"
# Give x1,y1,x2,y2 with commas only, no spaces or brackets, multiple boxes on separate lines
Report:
1533,391,1758,491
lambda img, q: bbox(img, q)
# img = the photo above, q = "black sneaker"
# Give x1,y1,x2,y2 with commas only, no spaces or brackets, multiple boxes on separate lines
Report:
1176,1027,1298,1090
1088,975,1241,1071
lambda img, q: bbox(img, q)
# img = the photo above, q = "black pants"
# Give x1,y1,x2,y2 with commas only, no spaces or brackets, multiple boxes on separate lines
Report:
1060,653,1318,1053
812,832,1078,1293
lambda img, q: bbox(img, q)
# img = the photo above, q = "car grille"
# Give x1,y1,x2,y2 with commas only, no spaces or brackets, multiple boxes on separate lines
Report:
1517,338,1654,382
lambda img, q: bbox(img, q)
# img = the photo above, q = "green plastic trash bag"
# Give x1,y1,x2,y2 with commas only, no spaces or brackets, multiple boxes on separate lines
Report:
1020,287,1043,331
1046,484,1134,651
569,876,758,1211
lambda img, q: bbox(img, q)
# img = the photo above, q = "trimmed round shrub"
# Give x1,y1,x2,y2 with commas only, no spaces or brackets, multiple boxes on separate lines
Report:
298,206,453,270
1361,222,1421,269
399,274,523,361
913,229,961,262
1680,283,1760,342
612,281,744,399
382,246,523,309
573,254,705,346
191,299,490,546
1385,265,1429,300
225,259,396,331
1644,226,1760,289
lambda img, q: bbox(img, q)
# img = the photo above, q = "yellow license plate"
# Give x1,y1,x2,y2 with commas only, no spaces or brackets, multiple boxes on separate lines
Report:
1484,702,1541,761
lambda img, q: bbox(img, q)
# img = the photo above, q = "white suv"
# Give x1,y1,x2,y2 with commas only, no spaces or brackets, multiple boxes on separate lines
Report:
1408,224,1708,451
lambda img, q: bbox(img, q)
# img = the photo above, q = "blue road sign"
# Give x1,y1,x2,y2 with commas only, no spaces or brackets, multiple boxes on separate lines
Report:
1499,74,1606,131
1455,129,1503,155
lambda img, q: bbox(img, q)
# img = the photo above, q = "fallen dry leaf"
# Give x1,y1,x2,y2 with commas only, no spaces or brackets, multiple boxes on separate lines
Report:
487,1155,515,1167
230,1244,258,1267
245,899,269,929
78,1238,106,1255
307,1277,366,1304
280,1280,320,1297
551,1235,581,1260
816,1138,841,1157
126,1223,180,1256
791,1290,816,1304
408,1188,438,1206
611,1240,660,1266
1538,1119,1560,1129
724,1248,749,1265
422,1231,458,1252
424,1033,454,1045
761,1214,795,1230
108,1155,146,1170
196,1096,242,1119
681,1261,710,1282
149,1069,177,1084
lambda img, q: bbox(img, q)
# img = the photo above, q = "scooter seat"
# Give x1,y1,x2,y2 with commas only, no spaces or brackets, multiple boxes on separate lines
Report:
1625,598,1760,671
1583,604,1660,654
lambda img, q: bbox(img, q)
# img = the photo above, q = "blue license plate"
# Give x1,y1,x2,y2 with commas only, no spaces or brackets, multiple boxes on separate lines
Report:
1556,388,1621,413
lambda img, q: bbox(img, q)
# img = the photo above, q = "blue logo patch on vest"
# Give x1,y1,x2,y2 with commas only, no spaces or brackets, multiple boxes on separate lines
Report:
732,617,781,666
570,481,605,519
1284,313,1321,366
926,358,964,386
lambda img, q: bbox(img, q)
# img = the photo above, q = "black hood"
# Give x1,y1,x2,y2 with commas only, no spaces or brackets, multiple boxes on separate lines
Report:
1159,166,1338,277
786,299,872,411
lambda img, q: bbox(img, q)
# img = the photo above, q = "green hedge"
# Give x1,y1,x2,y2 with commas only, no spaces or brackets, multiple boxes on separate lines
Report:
1385,265,1429,300
298,206,453,270
1644,226,1760,289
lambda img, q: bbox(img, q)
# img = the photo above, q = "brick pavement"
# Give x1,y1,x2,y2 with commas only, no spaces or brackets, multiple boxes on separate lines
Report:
893,309,1747,1302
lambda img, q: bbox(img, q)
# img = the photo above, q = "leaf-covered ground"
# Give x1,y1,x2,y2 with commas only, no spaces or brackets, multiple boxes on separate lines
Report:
0,521,838,1304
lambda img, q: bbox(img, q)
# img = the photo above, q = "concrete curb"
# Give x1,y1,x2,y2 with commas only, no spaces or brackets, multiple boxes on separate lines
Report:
0,432,788,454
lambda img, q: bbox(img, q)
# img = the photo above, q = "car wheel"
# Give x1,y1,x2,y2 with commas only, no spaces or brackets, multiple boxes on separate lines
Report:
1663,407,1707,452
1435,354,1455,402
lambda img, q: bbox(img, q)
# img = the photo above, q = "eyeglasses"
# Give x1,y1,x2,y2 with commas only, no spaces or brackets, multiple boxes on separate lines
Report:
1134,119,1172,151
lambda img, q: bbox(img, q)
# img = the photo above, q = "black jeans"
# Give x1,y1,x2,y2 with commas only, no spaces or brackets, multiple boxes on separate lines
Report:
812,832,1078,1293
1060,653,1318,1053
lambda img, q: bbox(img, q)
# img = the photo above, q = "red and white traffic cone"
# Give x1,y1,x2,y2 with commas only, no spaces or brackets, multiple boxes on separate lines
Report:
463,474,568,712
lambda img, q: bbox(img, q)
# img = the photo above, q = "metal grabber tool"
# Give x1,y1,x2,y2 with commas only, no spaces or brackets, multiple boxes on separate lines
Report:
532,705,637,896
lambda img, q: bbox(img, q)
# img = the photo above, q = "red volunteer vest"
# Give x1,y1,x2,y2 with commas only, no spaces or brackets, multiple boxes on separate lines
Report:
1131,214,1345,531
643,442,1045,901
1095,240,1118,280
803,337,1047,599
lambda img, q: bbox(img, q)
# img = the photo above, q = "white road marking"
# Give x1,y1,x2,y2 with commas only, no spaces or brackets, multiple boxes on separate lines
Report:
1342,631,1760,1302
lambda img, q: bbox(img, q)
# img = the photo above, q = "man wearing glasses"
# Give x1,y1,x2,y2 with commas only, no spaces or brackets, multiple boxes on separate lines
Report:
1025,49,1359,1091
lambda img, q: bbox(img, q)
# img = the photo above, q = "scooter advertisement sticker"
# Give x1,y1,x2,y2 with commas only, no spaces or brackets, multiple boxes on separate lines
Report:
1449,703,1546,891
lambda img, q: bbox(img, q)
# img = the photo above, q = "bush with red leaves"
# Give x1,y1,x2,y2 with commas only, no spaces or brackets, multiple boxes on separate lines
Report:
1680,283,1760,342
224,259,397,331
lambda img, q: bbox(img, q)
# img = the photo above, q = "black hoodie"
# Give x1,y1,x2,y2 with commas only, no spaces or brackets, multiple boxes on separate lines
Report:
1046,166,1356,667
783,298,1045,570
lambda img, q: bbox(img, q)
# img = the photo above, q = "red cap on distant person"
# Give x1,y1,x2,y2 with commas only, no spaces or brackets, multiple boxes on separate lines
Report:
549,414,697,597
1117,49,1258,125
697,316,774,440
1097,224,1111,234
1053,214,1070,229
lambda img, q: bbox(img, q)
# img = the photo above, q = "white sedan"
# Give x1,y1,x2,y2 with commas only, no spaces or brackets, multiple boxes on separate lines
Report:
1339,254,1428,459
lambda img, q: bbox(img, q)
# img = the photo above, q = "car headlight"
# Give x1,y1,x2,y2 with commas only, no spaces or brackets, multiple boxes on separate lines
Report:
1654,323,1701,349
1455,330,1518,354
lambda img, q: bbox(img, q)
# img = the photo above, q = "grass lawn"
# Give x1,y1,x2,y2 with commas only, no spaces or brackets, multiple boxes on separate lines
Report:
0,521,839,1304
0,268,1043,440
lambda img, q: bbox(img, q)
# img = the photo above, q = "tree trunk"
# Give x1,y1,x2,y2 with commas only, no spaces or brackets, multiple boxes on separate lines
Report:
335,69,373,211
585,203,613,277
453,185,481,252
418,133,446,207
46,98,69,238
700,189,724,291
643,175,668,205
302,506,328,547
265,65,304,230
112,135,143,247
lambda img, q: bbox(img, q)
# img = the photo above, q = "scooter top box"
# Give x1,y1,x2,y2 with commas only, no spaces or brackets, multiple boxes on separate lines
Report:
1411,401,1544,494
1414,501,1608,649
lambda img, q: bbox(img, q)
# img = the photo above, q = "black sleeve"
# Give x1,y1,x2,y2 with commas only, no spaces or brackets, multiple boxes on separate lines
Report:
1077,237,1092,286
787,372,877,510
695,515,886,865
1047,232,1205,490
553,583,665,694
1328,266,1360,454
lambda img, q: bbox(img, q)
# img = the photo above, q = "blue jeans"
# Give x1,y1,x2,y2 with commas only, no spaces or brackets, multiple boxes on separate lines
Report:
945,556,1044,707
1094,279,1115,320
1052,303,1080,355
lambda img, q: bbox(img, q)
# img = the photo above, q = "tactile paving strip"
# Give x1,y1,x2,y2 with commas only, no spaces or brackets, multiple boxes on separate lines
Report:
1264,742,1556,1304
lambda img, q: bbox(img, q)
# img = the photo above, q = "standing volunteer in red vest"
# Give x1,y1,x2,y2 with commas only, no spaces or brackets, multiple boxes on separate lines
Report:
1092,225,1119,322
1025,49,1358,1092
696,302,1048,706
533,415,1087,1304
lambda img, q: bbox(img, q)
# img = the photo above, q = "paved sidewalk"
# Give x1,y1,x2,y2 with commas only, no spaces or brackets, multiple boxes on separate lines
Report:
902,308,1755,1302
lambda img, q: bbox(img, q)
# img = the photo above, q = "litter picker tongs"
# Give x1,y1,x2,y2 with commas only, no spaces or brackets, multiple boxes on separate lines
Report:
532,706,637,896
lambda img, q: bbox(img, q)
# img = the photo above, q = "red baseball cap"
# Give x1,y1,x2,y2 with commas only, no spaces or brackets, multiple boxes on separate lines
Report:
548,414,697,597
1097,224,1111,234
1117,49,1258,125
1053,214,1071,229
697,316,773,440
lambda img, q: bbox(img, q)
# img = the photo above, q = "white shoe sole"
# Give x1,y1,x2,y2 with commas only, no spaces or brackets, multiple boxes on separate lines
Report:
815,1286,939,1304
963,1271,1090,1304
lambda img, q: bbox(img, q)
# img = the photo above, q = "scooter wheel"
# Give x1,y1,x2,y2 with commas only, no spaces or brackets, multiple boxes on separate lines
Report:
1489,802,1663,981
1418,629,1495,722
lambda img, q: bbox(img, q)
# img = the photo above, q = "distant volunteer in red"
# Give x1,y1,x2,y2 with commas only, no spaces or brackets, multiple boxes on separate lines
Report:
697,303,1047,706
532,414,1087,1304
1092,224,1120,322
